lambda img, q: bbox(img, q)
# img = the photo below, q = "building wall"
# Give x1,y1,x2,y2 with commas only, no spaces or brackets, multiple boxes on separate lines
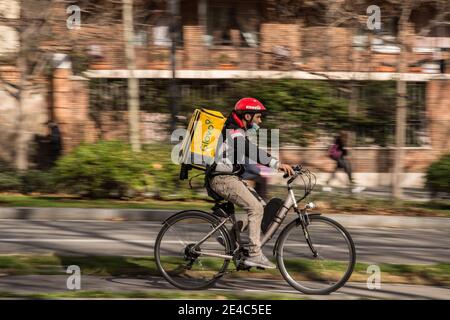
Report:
49,62,450,189
260,23,301,69
427,79,450,155
0,0,19,56
51,65,172,153
1,0,449,187
50,0,448,74
277,79,450,187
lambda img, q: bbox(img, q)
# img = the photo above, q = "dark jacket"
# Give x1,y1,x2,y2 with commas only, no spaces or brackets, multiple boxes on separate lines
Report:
212,111,279,174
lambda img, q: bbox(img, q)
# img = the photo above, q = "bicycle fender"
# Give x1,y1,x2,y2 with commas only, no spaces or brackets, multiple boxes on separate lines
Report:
161,209,215,225
272,212,322,256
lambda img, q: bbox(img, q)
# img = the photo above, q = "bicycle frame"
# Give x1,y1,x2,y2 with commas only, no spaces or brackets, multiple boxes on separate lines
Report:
192,165,317,261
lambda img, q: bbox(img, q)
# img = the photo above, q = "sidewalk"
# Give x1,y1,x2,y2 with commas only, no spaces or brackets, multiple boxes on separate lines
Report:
308,185,435,201
331,186,434,201
0,206,449,230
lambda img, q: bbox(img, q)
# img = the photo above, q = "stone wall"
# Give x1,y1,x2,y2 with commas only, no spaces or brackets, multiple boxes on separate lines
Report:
260,23,301,70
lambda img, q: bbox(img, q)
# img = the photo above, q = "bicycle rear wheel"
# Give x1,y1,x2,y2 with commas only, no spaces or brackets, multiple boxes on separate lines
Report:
276,215,356,295
154,211,232,290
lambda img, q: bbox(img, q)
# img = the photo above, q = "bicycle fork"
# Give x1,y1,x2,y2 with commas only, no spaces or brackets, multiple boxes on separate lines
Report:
296,208,319,258
288,185,319,258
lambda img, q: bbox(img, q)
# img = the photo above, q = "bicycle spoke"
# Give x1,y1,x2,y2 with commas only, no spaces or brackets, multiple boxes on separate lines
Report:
155,212,231,290
277,216,355,294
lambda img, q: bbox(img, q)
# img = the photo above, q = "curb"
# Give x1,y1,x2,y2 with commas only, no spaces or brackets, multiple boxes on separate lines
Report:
327,214,450,231
0,207,449,230
0,207,174,222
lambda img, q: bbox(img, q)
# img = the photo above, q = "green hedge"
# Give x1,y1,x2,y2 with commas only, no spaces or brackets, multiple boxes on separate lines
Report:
141,144,201,199
54,140,201,199
0,161,19,191
0,162,57,194
425,153,450,197
0,173,22,192
20,170,58,194
0,142,203,199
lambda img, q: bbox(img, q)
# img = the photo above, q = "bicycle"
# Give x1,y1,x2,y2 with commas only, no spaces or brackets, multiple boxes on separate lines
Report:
154,165,356,295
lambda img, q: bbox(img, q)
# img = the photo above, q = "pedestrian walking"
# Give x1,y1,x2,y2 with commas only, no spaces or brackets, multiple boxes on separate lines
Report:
325,135,364,193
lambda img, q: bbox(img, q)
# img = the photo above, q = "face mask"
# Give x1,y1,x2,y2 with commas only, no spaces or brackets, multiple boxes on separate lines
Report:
246,123,259,135
250,123,260,131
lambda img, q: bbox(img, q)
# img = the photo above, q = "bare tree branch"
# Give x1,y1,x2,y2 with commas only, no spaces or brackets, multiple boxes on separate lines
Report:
0,73,19,99
418,11,450,36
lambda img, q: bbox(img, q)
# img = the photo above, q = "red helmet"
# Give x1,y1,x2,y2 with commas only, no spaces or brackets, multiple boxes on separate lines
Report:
234,98,267,115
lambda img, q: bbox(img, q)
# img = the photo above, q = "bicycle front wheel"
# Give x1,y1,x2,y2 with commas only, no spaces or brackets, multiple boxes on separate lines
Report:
276,215,356,295
154,211,232,290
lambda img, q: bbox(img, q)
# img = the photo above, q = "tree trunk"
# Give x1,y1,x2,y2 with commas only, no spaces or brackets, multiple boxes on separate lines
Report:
15,2,28,172
348,28,359,148
15,54,28,171
168,0,180,135
122,0,141,152
348,82,359,146
392,3,412,199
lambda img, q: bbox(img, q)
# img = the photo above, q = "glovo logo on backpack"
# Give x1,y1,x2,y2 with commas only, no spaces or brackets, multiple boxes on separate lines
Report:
180,108,226,169
201,119,215,152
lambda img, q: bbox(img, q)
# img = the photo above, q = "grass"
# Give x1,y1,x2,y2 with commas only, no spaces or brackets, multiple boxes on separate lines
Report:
0,255,448,286
305,192,450,217
351,261,450,286
0,192,449,217
0,194,213,211
0,290,306,300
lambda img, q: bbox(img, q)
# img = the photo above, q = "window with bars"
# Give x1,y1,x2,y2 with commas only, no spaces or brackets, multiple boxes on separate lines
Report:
352,81,428,147
206,0,261,47
406,82,429,146
88,79,429,147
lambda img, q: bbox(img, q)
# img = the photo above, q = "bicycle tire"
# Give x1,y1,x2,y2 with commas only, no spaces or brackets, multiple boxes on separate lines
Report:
276,215,356,295
154,210,232,290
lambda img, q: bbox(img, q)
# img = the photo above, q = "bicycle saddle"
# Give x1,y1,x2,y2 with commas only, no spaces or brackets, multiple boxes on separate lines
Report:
211,201,235,218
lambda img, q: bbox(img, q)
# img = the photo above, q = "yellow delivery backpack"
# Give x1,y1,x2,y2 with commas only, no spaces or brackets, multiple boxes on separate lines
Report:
179,108,226,180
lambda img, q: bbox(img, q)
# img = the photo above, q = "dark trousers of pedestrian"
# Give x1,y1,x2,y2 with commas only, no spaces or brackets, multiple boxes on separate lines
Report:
328,157,353,185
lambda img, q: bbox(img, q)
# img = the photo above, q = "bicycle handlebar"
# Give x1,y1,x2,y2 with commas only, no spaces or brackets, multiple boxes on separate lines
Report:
282,164,317,201
282,164,303,179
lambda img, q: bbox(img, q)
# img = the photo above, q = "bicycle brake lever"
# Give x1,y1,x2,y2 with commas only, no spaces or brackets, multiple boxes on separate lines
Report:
283,164,302,178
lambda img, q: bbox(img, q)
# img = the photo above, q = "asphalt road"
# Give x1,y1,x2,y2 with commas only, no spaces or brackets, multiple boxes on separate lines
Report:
0,219,449,264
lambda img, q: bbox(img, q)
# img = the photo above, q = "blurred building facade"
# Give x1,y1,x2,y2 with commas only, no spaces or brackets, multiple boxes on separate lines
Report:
0,0,450,187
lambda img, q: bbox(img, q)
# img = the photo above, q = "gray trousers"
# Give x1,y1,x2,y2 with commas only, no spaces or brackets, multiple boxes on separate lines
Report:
209,175,266,256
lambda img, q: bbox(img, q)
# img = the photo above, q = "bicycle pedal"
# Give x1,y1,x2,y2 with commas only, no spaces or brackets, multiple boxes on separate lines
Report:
236,261,252,271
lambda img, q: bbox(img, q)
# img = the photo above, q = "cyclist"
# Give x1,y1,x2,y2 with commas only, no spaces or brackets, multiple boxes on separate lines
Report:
206,97,294,269
242,120,268,200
